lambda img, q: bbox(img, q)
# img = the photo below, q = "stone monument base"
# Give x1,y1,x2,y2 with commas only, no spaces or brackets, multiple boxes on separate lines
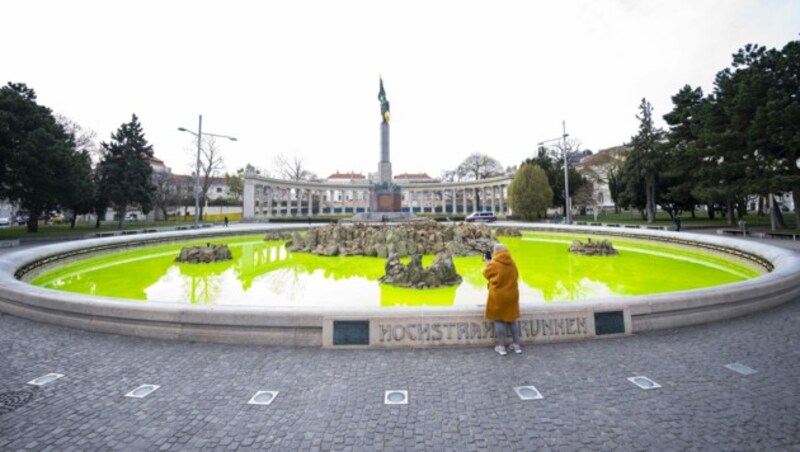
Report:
348,211,421,223
369,191,401,212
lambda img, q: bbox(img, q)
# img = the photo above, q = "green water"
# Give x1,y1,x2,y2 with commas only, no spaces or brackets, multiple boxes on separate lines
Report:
31,232,761,307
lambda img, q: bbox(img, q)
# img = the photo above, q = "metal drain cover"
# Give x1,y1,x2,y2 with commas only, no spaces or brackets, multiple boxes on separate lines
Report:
725,363,757,375
125,385,160,398
27,373,64,386
628,376,661,389
384,390,408,405
248,391,279,405
514,386,543,400
0,391,36,415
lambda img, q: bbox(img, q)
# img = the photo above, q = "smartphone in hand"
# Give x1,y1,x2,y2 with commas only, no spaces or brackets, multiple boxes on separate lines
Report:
483,250,492,261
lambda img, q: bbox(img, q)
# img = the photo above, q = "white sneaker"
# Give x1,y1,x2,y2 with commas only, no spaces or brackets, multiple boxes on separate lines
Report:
509,343,522,354
494,345,507,356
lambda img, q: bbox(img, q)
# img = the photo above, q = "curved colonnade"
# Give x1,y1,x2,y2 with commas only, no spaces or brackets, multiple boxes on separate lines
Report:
0,223,798,349
242,173,515,219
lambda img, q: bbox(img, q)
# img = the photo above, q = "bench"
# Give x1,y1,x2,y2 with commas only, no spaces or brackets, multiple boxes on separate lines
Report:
763,230,799,241
719,229,748,236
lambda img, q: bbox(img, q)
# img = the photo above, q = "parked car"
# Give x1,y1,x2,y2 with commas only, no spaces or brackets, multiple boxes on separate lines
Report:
16,215,29,225
465,211,497,222
0,216,10,227
125,213,139,221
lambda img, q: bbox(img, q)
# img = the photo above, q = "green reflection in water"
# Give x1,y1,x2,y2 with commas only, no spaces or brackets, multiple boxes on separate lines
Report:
31,233,761,307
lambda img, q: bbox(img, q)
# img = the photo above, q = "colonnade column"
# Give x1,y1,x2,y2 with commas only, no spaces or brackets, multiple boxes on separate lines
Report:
490,186,496,213
267,186,273,217
499,185,506,216
243,178,255,218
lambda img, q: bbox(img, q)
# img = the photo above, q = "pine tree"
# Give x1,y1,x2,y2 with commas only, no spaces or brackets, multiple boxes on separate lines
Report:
623,98,664,223
97,114,155,228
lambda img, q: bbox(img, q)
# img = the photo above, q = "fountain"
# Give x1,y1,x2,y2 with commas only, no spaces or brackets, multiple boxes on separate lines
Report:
1,222,798,349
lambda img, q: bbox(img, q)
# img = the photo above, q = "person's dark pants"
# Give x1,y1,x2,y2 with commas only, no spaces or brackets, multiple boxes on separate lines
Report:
495,321,520,346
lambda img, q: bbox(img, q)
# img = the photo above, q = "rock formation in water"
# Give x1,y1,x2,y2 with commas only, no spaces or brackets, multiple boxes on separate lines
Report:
264,231,294,241
287,221,497,258
175,243,233,263
379,253,462,288
494,226,522,237
568,238,618,256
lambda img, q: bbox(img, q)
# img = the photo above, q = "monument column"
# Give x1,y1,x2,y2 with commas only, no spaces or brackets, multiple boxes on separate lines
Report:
370,77,402,215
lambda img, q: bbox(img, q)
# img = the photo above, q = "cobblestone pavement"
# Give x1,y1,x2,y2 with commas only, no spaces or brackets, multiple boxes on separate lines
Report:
0,296,798,451
1,231,799,450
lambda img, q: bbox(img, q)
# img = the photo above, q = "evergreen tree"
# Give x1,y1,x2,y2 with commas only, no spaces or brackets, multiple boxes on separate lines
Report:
508,163,553,220
63,150,96,229
523,147,585,215
623,98,664,223
661,85,705,218
749,40,800,229
0,83,93,232
97,114,155,228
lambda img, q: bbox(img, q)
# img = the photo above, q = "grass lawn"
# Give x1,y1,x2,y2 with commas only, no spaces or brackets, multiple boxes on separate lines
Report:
572,210,797,230
0,220,208,239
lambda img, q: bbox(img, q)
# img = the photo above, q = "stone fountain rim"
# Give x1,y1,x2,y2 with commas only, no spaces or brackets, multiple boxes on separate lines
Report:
0,222,798,347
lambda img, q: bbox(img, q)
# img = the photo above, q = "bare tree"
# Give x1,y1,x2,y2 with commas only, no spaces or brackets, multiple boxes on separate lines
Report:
55,114,100,162
152,169,180,221
273,152,318,181
549,137,586,166
456,153,503,181
455,153,503,211
439,169,457,182
573,179,599,219
189,135,226,219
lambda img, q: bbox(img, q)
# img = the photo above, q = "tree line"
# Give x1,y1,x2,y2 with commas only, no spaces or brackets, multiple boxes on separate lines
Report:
508,38,799,228
0,82,248,232
615,39,799,228
0,83,155,232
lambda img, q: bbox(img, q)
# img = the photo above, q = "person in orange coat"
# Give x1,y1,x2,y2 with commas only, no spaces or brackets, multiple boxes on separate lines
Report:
482,243,521,356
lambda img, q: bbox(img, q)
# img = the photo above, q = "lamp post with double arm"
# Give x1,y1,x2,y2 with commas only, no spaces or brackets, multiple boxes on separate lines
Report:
178,115,237,226
537,120,571,224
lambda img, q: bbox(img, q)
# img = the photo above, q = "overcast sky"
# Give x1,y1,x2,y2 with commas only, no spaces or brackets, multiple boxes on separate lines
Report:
4,0,798,179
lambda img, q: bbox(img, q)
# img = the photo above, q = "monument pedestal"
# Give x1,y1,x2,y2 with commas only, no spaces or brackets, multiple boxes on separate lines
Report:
369,190,401,212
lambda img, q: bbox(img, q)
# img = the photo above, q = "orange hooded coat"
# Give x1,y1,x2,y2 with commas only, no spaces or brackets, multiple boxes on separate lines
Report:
482,249,520,322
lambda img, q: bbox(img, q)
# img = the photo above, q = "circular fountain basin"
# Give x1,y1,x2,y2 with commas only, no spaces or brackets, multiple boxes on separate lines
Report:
1,223,799,348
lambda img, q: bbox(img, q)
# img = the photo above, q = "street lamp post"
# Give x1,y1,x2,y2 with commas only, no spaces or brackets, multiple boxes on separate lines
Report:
178,115,237,226
537,120,571,224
